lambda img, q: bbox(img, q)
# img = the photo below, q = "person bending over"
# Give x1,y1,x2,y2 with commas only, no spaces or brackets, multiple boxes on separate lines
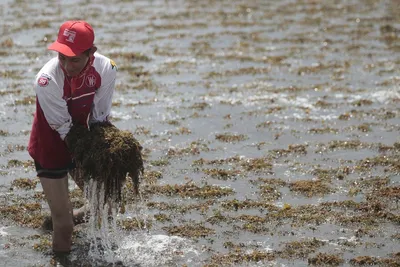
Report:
28,20,117,253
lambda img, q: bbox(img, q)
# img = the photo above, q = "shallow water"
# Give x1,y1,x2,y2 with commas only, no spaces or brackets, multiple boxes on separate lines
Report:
0,0,399,266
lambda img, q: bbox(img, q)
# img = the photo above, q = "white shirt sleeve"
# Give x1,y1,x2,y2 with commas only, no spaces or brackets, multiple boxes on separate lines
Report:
35,73,72,140
90,56,117,123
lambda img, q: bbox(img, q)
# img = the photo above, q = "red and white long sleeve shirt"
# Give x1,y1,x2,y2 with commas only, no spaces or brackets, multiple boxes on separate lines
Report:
28,52,117,169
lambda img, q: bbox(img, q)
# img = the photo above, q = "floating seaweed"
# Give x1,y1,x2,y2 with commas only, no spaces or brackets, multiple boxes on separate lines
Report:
308,253,344,266
163,224,215,238
11,178,38,190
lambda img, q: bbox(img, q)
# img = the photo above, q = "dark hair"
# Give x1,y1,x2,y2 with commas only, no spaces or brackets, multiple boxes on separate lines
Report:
83,47,92,56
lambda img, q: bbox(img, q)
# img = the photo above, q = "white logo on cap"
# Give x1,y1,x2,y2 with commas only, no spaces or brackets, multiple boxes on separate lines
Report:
63,29,76,43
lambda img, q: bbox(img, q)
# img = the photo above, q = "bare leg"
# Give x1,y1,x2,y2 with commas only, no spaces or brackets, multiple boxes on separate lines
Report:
40,176,73,252
69,168,90,223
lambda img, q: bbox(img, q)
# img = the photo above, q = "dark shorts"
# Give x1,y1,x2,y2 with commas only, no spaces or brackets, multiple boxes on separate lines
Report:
34,161,76,179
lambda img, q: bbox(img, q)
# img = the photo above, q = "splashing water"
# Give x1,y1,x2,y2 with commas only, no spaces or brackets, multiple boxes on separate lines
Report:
84,179,120,264
117,233,201,266
81,180,202,266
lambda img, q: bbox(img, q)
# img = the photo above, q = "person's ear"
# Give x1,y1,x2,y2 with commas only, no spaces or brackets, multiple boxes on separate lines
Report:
90,46,97,56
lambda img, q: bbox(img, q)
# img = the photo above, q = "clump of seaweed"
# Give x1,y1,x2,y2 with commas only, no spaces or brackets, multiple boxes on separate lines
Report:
289,180,333,197
32,235,52,252
312,167,350,181
357,155,400,172
206,210,233,224
189,102,210,110
1,38,14,48
309,127,339,134
215,133,248,143
143,170,163,184
7,159,34,168
352,99,373,106
147,200,214,214
208,250,275,266
241,157,273,171
142,182,234,198
203,168,240,180
259,185,282,201
6,144,26,152
149,159,169,167
13,96,36,105
270,144,307,158
338,113,351,120
163,224,215,238
167,141,210,157
357,123,372,132
349,256,380,265
11,178,38,190
278,238,326,259
65,122,144,203
0,201,44,228
375,186,400,199
192,155,241,166
153,213,171,222
118,218,151,230
221,199,279,211
328,140,367,150
308,253,344,266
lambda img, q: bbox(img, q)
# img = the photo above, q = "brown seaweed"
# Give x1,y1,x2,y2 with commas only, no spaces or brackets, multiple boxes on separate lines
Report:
65,122,144,203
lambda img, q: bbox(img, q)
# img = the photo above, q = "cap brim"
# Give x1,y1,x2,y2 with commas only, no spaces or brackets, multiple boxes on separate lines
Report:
48,41,81,57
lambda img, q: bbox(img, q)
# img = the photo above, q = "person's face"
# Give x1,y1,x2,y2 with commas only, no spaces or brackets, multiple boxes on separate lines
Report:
58,52,89,77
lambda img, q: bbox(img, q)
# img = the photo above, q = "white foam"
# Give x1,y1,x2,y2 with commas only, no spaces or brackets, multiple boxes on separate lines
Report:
370,90,400,103
110,110,132,120
339,89,400,104
117,233,200,266
0,227,8,236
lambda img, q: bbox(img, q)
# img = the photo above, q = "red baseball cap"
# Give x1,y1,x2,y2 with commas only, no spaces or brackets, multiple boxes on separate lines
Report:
48,21,95,57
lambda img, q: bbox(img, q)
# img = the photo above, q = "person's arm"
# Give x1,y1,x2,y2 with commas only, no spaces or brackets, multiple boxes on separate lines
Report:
35,73,72,140
90,59,117,123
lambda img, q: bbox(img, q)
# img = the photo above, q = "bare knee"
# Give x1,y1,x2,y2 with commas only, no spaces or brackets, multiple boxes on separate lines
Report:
51,205,72,220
